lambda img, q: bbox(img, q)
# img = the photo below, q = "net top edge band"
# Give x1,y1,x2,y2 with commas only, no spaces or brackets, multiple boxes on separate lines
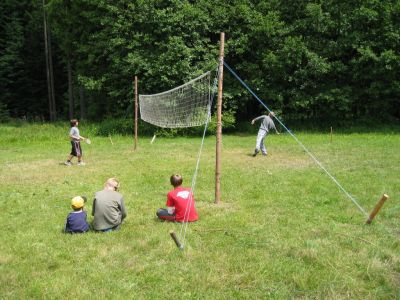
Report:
139,71,211,98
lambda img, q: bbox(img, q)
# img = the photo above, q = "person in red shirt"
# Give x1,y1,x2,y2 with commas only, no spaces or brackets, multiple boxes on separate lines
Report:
156,174,198,222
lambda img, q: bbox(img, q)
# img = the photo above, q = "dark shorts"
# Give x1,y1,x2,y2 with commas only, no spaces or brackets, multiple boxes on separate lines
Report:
156,208,176,221
70,141,82,157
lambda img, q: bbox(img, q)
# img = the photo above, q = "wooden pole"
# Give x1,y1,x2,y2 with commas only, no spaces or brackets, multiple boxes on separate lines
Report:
366,194,389,224
215,32,225,204
169,230,184,250
330,126,333,143
134,76,138,151
47,7,56,121
67,58,74,119
43,0,55,122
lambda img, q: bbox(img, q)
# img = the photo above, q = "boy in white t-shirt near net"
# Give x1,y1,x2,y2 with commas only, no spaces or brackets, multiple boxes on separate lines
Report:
64,119,87,166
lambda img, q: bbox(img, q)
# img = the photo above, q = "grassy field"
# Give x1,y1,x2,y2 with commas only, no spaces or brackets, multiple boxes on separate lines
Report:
0,122,399,299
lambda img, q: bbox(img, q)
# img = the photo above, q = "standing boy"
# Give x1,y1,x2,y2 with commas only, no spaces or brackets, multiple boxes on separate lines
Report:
65,119,87,166
156,174,198,222
251,111,280,156
64,196,90,233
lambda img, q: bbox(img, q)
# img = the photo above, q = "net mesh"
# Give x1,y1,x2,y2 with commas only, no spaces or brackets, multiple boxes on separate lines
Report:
139,72,211,128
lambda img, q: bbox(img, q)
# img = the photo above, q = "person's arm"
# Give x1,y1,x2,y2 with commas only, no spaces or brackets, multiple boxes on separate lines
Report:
119,197,127,220
64,214,70,232
70,128,86,141
92,199,96,216
69,129,82,141
166,192,175,214
272,122,280,134
69,133,78,140
251,115,265,125
75,134,86,141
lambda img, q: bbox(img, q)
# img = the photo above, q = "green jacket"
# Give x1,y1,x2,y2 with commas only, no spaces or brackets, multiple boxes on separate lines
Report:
92,189,127,230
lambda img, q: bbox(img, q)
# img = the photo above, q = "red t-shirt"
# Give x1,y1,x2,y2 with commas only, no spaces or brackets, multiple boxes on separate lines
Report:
166,186,198,222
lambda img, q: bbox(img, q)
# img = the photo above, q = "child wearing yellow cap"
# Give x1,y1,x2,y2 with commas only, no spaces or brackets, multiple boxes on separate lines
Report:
64,196,90,233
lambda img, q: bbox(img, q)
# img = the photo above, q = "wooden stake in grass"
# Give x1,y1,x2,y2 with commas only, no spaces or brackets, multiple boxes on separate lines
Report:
330,126,333,143
366,194,389,224
169,230,184,250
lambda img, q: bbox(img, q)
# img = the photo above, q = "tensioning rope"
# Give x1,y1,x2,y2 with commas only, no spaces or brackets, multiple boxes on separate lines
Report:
223,61,369,217
178,68,220,249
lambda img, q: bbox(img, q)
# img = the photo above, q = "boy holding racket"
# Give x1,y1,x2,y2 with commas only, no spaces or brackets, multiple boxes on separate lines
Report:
65,119,87,166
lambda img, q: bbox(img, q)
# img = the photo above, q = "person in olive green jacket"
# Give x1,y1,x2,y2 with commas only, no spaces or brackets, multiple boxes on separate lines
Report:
92,178,127,232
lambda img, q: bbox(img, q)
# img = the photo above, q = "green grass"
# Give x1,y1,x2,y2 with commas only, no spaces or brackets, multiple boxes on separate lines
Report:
0,122,399,299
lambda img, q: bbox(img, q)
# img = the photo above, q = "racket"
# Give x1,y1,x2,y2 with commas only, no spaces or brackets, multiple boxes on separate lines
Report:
85,138,91,144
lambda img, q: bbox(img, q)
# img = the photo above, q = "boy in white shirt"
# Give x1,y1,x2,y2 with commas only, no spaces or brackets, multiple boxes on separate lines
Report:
64,119,87,166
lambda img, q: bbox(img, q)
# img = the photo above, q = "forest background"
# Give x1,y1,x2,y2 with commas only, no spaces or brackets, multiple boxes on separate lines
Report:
1,0,399,128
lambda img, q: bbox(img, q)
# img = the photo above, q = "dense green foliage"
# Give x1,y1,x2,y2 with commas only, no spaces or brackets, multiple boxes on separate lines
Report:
1,0,399,123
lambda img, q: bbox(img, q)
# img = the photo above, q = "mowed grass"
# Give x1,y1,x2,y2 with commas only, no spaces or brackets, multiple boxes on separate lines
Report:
0,123,399,299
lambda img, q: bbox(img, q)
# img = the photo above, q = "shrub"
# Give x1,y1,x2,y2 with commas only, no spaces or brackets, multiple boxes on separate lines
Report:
0,102,10,123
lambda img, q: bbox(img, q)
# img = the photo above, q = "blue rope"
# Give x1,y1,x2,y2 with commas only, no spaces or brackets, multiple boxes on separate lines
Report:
224,61,369,217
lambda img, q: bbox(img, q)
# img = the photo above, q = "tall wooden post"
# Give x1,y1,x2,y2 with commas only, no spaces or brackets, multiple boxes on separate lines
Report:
43,0,56,121
215,32,225,204
67,58,74,119
134,76,138,151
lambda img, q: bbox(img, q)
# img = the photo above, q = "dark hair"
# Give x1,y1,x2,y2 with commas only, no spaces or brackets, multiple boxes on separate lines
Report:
70,119,78,127
170,174,183,187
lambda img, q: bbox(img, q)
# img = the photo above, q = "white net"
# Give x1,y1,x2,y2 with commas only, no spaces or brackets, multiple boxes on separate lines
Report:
139,71,211,128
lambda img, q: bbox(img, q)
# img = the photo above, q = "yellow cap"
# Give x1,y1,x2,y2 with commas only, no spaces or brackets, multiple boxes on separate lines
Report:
71,196,84,209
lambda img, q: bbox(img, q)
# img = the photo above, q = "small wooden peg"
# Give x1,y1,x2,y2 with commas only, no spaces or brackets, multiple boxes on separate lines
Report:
169,230,184,250
366,194,389,224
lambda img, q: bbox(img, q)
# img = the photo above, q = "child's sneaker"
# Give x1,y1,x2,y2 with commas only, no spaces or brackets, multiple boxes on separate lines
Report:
64,161,72,166
77,161,86,166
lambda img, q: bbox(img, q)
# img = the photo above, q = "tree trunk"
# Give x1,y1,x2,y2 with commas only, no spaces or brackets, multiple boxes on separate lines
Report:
47,19,56,121
79,86,86,119
67,58,74,119
43,0,56,121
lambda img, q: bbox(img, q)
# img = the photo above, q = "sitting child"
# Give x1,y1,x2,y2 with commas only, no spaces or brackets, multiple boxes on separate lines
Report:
156,174,198,222
64,196,90,233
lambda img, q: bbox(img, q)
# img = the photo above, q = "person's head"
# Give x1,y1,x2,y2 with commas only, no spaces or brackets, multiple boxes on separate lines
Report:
70,119,79,127
268,111,275,118
104,178,119,191
71,196,85,211
170,174,183,188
